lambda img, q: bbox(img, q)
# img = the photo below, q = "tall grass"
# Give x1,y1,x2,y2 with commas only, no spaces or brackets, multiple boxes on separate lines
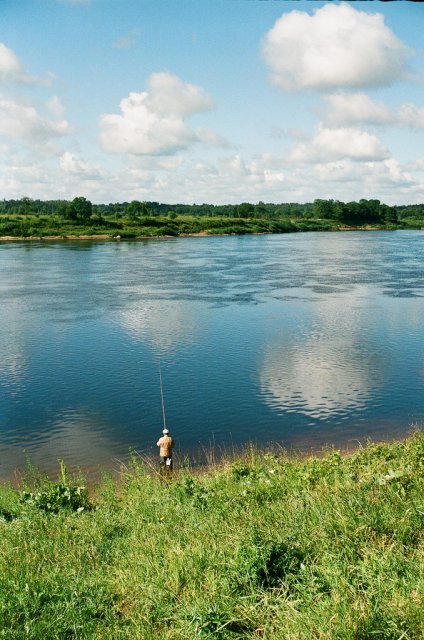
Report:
1,432,423,639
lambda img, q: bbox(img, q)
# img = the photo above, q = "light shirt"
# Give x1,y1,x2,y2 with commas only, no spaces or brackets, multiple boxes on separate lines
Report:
157,435,174,457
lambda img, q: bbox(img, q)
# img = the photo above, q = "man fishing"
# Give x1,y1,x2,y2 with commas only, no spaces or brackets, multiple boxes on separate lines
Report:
157,428,174,470
157,360,174,469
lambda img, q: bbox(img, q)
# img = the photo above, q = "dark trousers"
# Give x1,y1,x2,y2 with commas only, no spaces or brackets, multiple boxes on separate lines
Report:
161,456,173,470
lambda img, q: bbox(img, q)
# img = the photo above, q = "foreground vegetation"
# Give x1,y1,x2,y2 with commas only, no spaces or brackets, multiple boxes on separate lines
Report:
1,432,424,639
1,196,424,239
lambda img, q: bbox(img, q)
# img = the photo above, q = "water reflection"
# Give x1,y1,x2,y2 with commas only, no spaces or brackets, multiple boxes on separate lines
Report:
118,297,201,353
259,288,381,419
0,295,30,391
1,232,424,477
0,408,123,479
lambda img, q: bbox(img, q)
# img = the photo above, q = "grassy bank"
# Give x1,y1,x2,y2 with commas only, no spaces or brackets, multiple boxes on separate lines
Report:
0,213,411,240
1,433,424,639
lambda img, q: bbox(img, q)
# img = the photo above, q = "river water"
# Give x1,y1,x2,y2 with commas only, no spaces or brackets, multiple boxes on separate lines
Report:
0,231,423,478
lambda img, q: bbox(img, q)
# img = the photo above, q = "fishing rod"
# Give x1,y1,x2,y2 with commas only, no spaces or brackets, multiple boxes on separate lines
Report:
158,359,167,431
158,359,174,471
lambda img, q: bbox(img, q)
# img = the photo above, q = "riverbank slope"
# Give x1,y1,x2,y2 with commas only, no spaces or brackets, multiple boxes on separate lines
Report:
1,432,423,639
0,213,415,242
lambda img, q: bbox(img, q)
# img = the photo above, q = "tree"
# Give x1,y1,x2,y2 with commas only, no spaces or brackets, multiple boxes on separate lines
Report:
343,201,361,224
127,200,148,220
313,199,335,219
358,199,381,223
381,204,398,224
68,197,92,222
236,203,254,218
333,200,347,222
19,197,33,215
255,201,268,218
58,202,71,219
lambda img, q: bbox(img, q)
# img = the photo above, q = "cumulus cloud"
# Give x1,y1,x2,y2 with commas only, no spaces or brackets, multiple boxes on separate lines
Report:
0,97,70,140
323,93,393,127
262,4,409,92
377,159,415,188
99,71,221,155
405,159,424,173
398,103,424,129
1,147,423,206
323,93,424,130
0,42,38,84
59,152,103,179
313,158,414,190
290,124,389,163
0,43,22,79
46,95,66,118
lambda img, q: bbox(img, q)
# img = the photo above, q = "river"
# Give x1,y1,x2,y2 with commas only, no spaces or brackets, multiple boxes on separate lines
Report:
0,231,423,479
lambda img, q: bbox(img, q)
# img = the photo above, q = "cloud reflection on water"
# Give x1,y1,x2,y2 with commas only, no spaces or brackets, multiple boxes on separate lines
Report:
0,408,124,480
0,295,29,391
259,285,384,420
118,295,201,353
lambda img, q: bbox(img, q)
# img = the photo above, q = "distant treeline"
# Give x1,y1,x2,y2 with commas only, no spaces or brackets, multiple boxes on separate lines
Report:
1,196,424,225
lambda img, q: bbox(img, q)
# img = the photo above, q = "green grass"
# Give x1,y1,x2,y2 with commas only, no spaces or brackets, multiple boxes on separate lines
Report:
1,432,424,639
0,213,412,240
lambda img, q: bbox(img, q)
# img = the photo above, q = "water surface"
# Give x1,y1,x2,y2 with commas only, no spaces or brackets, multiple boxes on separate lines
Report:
1,231,423,478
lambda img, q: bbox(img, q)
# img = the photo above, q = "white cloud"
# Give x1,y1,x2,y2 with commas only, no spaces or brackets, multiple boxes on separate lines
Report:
398,103,424,129
381,158,415,187
143,72,213,117
313,158,414,190
313,160,361,184
1,149,423,206
0,42,38,84
405,159,424,173
59,152,103,180
46,95,66,118
0,97,70,140
1,133,423,206
0,43,22,79
262,4,409,92
99,72,220,156
323,93,424,130
290,124,389,163
323,93,393,127
129,155,185,171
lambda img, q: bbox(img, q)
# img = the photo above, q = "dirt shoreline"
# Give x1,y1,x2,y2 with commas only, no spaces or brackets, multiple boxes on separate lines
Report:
0,227,405,242
0,231,221,241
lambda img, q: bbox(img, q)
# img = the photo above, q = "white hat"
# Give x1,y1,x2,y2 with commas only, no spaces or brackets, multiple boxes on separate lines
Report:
163,428,169,434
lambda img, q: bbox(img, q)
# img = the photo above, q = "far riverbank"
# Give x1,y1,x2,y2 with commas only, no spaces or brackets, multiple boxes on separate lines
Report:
1,223,421,242
1,210,422,242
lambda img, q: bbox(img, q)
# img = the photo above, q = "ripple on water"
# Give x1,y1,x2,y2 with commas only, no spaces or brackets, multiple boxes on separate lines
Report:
1,232,424,477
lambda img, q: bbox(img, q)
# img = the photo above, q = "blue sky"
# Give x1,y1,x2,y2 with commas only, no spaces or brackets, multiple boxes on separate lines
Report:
0,0,423,205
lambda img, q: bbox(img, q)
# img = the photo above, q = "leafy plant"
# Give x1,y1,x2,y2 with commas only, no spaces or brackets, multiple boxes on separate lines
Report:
20,461,91,514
